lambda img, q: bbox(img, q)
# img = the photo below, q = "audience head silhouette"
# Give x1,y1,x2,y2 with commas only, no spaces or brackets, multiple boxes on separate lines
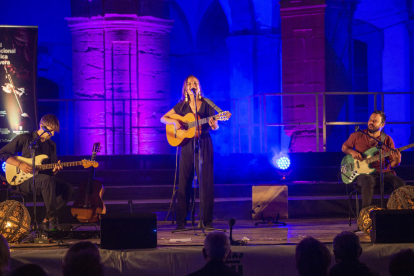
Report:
295,236,331,276
0,234,10,276
333,231,362,262
10,264,46,276
389,249,414,276
203,232,231,262
63,241,103,276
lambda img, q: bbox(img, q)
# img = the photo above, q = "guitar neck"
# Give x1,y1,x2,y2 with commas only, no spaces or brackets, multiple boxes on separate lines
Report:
36,161,84,171
187,115,217,129
367,142,414,164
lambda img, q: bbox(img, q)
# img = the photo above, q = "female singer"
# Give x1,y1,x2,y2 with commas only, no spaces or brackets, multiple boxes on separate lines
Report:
161,75,218,230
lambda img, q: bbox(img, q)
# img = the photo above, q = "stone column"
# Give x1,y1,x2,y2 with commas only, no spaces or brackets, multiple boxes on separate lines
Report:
67,14,173,155
226,34,282,153
280,0,358,152
136,16,174,154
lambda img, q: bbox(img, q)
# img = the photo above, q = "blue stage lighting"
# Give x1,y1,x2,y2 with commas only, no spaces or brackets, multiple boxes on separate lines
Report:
1,162,5,173
276,157,290,170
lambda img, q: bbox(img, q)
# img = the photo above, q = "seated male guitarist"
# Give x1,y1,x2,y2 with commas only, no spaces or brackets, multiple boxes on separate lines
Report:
342,110,405,208
0,114,74,231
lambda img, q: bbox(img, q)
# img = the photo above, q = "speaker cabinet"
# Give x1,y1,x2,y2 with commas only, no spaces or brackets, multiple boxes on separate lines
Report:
100,213,157,249
370,210,414,243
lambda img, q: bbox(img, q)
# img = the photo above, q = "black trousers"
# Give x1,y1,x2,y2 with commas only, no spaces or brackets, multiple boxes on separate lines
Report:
19,174,74,220
356,172,406,208
176,135,214,226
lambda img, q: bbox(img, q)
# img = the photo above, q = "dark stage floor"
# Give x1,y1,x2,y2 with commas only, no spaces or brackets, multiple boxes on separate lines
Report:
11,218,365,249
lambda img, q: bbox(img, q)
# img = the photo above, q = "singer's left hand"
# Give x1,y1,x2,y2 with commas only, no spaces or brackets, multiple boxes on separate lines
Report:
209,117,219,130
53,160,63,175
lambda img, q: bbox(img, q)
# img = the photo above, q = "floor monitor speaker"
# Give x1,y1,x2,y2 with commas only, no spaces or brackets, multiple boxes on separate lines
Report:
101,213,157,249
370,209,414,243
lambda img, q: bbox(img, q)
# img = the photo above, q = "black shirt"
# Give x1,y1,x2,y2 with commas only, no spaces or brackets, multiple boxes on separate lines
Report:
173,98,216,135
0,131,57,175
329,260,379,276
188,259,241,276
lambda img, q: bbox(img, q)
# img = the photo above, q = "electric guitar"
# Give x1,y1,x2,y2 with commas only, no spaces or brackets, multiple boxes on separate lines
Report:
166,111,231,147
5,155,98,186
340,142,414,184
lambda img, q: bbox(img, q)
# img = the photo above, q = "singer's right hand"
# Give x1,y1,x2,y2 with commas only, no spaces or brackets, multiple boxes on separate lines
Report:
350,150,363,161
173,120,183,130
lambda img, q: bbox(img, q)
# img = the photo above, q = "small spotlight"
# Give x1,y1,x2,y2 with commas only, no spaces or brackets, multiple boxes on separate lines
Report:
276,157,290,170
1,162,5,173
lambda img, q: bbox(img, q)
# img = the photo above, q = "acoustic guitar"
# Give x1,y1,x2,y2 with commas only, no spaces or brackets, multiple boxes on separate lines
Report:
166,111,231,147
340,142,414,184
71,142,106,223
5,155,98,186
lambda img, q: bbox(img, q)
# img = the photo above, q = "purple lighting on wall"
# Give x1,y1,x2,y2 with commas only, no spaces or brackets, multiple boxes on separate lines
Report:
67,14,174,155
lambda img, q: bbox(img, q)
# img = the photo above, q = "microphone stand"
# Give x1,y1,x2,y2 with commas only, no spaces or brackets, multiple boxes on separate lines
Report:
28,129,49,241
355,127,397,208
228,218,247,245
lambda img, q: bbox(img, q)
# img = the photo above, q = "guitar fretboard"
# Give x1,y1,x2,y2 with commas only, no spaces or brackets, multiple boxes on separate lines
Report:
366,142,414,164
36,161,85,171
187,115,218,129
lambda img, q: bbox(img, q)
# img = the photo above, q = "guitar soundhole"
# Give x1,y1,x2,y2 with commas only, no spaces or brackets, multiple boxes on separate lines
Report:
183,123,189,130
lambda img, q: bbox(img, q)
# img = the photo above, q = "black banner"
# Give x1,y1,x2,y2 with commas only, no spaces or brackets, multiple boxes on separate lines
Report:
0,26,38,149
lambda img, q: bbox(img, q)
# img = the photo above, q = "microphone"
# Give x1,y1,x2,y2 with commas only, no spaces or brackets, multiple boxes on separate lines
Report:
41,125,51,134
355,125,359,132
229,218,236,228
191,88,197,94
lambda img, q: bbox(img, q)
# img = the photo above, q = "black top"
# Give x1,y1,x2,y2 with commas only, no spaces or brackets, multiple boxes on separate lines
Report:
0,131,57,175
188,259,241,276
173,98,216,135
329,260,379,276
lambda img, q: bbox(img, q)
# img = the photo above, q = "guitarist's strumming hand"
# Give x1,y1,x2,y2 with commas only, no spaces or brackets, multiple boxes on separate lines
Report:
20,163,33,174
53,160,63,175
350,150,363,161
173,119,184,130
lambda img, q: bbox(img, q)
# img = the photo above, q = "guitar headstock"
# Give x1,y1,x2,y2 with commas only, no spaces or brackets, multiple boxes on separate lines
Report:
91,142,101,162
92,142,102,154
81,160,99,169
216,111,232,121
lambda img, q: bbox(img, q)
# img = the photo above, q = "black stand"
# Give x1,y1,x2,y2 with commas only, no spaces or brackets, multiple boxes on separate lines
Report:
28,130,49,243
355,129,397,208
172,91,225,234
229,218,247,245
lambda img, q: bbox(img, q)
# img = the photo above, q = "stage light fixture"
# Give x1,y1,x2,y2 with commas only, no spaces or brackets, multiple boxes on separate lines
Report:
1,162,5,173
276,157,290,170
270,153,292,182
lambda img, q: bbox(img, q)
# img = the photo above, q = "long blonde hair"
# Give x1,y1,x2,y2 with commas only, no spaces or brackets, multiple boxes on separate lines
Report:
178,75,204,112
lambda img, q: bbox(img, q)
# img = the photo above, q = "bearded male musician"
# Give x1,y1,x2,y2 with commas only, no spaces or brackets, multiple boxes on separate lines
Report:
341,110,406,208
0,114,74,231
161,75,219,230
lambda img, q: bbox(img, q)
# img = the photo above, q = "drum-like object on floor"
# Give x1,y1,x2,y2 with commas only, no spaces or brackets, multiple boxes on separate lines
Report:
387,186,414,210
357,205,384,235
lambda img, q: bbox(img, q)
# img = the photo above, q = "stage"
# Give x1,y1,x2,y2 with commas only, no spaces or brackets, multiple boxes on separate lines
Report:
8,218,414,276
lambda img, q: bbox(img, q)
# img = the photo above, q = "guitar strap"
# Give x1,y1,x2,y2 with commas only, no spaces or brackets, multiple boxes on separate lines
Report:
203,97,223,113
